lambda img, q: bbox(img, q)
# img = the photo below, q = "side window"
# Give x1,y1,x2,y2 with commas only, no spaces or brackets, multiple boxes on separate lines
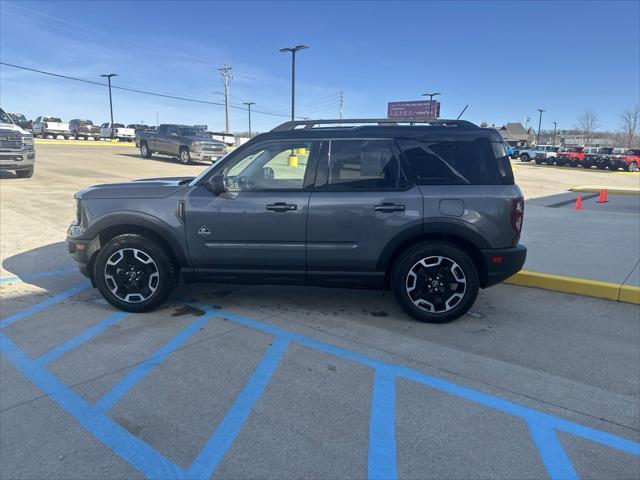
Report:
318,140,399,190
166,126,178,136
158,125,167,135
421,139,513,185
222,140,321,191
398,139,464,185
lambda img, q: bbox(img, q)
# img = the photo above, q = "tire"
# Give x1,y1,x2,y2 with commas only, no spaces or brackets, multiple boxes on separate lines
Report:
547,157,555,165
535,158,542,165
40,131,47,139
391,242,479,323
628,161,639,173
570,160,578,168
15,167,34,178
520,154,530,162
93,234,176,313
609,164,618,171
140,142,152,158
179,147,191,164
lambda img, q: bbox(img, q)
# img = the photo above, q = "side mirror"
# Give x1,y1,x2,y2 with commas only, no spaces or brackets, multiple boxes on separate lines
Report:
206,173,226,195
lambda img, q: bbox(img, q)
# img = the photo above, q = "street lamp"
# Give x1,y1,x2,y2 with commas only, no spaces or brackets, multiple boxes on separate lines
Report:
552,121,557,147
536,108,545,145
243,102,255,137
100,73,117,139
280,44,308,121
422,92,441,119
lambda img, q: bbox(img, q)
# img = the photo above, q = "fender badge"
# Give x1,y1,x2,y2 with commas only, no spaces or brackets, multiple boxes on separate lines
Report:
198,226,211,236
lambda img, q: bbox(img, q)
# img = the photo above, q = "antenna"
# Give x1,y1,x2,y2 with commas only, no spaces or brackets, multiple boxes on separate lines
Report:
457,105,468,120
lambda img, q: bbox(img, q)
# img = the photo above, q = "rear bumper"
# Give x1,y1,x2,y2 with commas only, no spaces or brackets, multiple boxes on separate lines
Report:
481,243,527,288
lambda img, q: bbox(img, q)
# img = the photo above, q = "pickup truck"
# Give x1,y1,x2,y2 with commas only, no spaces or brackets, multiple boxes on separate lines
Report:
0,107,36,177
555,146,584,167
100,123,135,141
70,119,101,140
33,116,70,139
136,124,226,164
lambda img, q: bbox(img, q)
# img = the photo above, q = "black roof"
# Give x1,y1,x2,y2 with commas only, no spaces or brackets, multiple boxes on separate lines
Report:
259,118,502,142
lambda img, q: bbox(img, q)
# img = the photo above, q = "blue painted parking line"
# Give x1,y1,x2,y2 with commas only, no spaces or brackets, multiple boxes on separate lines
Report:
186,336,290,480
0,267,78,284
35,311,129,366
1,282,638,480
0,332,185,479
0,281,90,329
93,311,216,413
368,368,397,480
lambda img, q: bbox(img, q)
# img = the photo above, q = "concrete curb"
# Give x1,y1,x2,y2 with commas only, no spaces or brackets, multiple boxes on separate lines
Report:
505,270,640,305
35,140,135,147
570,186,640,195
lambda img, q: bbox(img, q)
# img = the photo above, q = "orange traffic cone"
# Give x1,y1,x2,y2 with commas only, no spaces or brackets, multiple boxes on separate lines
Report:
575,195,583,210
598,188,609,203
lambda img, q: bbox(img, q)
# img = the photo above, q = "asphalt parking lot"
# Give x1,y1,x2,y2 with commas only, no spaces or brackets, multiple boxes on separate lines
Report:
1,144,639,479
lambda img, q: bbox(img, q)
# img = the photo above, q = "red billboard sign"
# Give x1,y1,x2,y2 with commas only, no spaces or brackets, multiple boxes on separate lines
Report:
387,100,440,120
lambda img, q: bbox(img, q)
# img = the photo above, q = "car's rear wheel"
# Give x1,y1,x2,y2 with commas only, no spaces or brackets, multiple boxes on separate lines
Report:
392,242,479,323
628,161,639,172
547,157,555,165
93,234,176,312
520,154,530,162
140,143,152,158
179,147,191,164
570,159,578,167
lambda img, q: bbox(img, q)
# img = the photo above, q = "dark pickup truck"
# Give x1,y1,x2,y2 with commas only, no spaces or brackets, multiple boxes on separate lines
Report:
136,124,226,164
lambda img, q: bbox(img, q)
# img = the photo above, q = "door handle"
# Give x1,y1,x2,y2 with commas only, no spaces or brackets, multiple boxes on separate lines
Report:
374,203,405,212
266,202,298,212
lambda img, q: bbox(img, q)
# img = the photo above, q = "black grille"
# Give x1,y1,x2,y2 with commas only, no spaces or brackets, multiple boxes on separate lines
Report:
0,131,22,149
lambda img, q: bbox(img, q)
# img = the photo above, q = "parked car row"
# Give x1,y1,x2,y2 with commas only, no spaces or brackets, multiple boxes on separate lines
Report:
512,145,638,171
7,112,155,141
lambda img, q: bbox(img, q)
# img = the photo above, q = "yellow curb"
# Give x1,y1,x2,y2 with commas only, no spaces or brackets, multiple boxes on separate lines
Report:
505,271,639,305
570,186,640,196
619,285,640,304
514,162,638,174
35,139,135,146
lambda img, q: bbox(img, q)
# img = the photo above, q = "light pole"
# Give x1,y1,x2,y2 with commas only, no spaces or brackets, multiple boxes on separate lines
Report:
100,73,117,139
218,65,232,132
243,102,255,137
536,108,545,145
552,121,557,147
422,92,441,119
280,44,308,121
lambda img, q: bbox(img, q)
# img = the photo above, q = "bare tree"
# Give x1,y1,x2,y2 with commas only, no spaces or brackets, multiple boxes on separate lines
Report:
576,109,600,146
619,106,640,148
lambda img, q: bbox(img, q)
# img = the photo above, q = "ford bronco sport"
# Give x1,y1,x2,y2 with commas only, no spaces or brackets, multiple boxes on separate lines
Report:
67,119,527,323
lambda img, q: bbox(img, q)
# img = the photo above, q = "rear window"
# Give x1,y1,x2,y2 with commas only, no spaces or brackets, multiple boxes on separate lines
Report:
399,138,514,185
113,123,125,128
44,117,62,122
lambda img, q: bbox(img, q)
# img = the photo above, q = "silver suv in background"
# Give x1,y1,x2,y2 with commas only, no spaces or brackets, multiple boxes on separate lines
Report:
533,145,559,165
0,108,35,178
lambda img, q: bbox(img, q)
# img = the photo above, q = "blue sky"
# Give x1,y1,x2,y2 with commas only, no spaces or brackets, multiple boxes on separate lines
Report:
1,0,638,133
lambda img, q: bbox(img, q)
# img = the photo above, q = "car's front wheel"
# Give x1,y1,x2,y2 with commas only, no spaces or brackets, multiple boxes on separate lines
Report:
392,242,479,323
140,143,152,158
520,154,530,162
179,147,191,164
93,234,176,312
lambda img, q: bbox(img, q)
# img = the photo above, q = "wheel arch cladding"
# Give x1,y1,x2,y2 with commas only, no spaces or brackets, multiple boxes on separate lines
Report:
380,224,488,288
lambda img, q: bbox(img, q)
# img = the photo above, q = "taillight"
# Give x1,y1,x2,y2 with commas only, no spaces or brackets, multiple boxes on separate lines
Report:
512,198,524,235
44,122,49,128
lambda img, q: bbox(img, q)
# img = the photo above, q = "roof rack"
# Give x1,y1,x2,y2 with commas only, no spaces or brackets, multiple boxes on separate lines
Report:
271,118,478,132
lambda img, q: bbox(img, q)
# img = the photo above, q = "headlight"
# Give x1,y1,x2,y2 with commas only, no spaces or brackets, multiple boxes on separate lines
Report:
191,142,202,151
21,135,33,146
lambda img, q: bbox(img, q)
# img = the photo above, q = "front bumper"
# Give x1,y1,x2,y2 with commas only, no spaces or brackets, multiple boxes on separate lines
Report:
0,148,36,169
481,243,527,288
66,228,100,281
191,150,225,162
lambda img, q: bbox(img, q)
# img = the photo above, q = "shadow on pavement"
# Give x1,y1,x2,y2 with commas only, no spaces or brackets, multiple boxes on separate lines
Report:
116,153,210,167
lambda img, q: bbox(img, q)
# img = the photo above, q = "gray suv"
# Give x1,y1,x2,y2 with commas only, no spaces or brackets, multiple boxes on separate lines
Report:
67,119,526,323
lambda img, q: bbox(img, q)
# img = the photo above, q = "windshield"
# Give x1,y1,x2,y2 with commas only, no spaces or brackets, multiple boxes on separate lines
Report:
78,120,92,126
0,109,14,124
179,128,208,137
113,123,125,128
10,113,27,122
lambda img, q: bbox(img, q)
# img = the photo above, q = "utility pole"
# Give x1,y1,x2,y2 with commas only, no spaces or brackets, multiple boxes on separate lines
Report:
339,91,344,120
243,102,255,137
536,108,545,145
280,45,308,121
218,65,232,133
100,73,117,139
552,121,557,147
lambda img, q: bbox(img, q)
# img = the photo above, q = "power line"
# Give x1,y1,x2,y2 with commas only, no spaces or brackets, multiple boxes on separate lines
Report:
0,61,295,119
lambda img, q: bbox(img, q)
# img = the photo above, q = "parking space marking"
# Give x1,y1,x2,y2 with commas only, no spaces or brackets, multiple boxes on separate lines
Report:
35,311,128,366
94,311,216,414
368,368,397,480
0,281,90,329
1,279,638,480
185,336,289,480
0,332,185,479
0,267,78,284
528,420,579,480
